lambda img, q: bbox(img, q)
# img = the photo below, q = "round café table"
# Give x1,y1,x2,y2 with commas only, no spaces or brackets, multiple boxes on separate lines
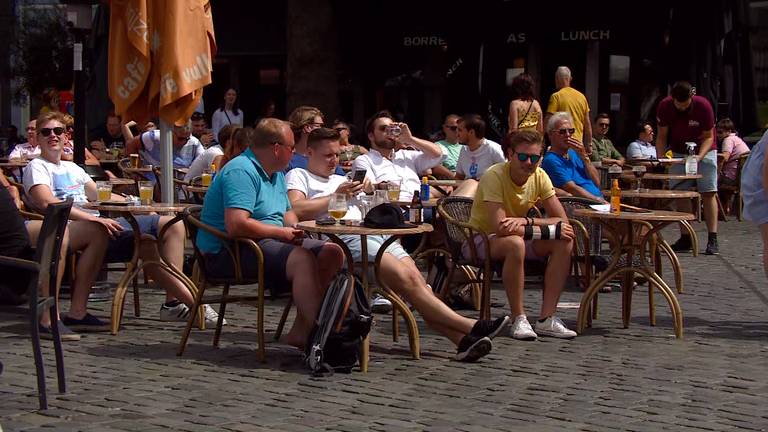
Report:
297,220,433,372
82,201,195,335
109,178,136,186
573,209,695,339
620,172,702,182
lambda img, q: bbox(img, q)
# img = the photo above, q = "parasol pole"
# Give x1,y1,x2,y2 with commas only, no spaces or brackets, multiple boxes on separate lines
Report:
159,120,174,203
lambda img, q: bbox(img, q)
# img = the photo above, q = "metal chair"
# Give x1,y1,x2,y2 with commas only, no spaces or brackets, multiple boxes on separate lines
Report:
178,206,292,362
0,199,73,409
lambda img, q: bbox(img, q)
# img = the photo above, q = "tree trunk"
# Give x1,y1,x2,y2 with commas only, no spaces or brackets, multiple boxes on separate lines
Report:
286,0,339,120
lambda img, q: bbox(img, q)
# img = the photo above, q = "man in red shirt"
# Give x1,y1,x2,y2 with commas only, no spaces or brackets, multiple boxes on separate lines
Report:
656,81,719,255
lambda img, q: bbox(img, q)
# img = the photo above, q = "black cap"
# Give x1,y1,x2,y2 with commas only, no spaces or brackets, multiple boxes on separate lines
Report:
363,203,415,229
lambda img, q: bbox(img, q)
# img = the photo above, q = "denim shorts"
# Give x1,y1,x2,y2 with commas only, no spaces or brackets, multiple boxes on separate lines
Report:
669,150,718,193
204,238,327,295
104,215,161,263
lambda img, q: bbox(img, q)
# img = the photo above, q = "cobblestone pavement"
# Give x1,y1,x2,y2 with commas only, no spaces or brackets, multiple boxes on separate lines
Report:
1,221,768,431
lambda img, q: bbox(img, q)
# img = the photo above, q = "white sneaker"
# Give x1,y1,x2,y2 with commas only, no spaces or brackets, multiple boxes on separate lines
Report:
159,302,227,326
370,294,392,314
534,316,576,339
511,315,537,340
203,304,228,326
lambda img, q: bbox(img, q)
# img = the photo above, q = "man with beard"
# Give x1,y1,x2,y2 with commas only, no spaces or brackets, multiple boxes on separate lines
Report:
287,127,510,361
351,110,444,202
455,114,505,181
191,111,215,147
655,81,719,255
469,130,577,340
431,114,462,178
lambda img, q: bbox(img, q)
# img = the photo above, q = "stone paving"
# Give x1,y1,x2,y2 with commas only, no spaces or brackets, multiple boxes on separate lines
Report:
1,221,768,431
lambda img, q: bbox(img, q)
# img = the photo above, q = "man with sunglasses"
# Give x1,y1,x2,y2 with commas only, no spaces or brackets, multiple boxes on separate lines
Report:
431,114,462,179
542,112,605,203
589,113,624,166
126,120,204,171
286,106,345,176
23,111,221,331
469,130,577,340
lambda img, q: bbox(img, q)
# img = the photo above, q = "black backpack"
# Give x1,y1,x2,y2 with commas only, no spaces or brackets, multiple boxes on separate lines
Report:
305,272,372,376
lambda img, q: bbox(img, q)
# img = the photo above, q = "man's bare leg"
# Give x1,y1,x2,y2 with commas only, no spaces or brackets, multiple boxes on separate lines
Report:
489,235,526,317
532,238,573,319
65,221,109,319
26,221,68,327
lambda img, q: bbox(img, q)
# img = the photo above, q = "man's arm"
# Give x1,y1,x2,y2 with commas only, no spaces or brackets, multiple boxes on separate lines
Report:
0,172,21,209
582,110,593,150
398,123,442,158
697,128,714,159
560,181,605,202
29,182,123,235
431,164,455,179
655,126,668,159
224,207,301,243
288,190,328,221
126,135,142,156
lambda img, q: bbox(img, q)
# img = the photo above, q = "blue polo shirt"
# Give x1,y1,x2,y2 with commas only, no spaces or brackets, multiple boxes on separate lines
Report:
541,149,602,198
197,148,291,254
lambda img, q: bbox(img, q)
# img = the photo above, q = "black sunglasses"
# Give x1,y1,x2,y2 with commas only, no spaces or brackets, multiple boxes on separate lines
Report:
557,128,576,135
514,151,541,163
39,127,66,137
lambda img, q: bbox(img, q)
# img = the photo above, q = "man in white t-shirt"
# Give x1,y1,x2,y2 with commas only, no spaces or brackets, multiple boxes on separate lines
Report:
455,114,505,181
351,110,445,201
126,120,204,169
24,111,221,331
287,127,510,362
8,120,40,160
184,124,239,182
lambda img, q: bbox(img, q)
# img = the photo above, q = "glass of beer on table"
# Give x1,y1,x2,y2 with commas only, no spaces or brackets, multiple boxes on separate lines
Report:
96,181,112,202
138,181,153,205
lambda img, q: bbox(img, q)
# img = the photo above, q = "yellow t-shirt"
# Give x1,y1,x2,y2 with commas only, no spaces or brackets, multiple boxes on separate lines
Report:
469,163,556,234
546,87,589,141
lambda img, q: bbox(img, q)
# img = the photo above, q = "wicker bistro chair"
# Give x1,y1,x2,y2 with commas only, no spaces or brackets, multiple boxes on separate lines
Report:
178,206,292,362
0,199,73,410
719,152,750,221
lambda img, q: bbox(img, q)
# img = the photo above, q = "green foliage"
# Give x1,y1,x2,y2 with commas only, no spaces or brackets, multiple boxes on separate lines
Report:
10,7,74,104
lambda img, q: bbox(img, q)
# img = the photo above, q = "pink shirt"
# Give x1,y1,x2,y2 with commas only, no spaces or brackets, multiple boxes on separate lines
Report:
721,133,750,181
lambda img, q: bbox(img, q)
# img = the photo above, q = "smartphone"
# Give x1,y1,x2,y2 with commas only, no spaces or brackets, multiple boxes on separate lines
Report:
315,216,336,226
352,169,366,183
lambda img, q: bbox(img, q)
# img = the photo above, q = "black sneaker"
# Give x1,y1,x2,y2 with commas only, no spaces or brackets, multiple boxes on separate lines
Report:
61,313,110,332
39,321,81,341
455,335,492,362
670,236,693,252
470,316,511,341
705,238,719,255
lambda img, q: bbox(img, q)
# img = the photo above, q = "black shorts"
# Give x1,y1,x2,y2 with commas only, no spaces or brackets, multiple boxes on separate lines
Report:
204,238,327,295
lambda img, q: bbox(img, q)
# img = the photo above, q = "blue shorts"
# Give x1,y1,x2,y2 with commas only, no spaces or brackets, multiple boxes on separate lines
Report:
104,215,161,263
204,237,327,295
669,150,718,193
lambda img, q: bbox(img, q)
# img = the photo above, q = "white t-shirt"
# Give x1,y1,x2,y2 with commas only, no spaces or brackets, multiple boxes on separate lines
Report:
456,139,505,179
9,142,40,159
285,168,362,219
23,157,98,215
211,108,244,139
184,144,224,182
139,129,204,169
351,148,444,201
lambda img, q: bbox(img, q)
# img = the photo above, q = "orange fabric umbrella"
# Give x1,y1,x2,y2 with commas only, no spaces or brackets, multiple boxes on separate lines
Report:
108,0,216,126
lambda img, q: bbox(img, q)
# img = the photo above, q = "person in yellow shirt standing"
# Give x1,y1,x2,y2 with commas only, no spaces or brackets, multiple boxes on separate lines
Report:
468,130,577,341
546,66,592,153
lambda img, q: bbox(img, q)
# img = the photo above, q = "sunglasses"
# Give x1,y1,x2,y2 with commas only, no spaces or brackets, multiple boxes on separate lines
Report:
557,128,576,135
514,152,541,163
39,127,66,137
444,125,458,131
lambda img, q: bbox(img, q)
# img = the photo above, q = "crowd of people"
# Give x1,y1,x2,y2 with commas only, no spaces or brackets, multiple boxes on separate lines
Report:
2,67,767,366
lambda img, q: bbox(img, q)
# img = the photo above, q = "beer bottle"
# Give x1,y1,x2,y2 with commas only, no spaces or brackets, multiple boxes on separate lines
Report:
409,190,423,224
610,179,621,214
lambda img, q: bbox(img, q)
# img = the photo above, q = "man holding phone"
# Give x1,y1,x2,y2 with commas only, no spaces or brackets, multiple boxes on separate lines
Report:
198,120,344,349
288,127,510,362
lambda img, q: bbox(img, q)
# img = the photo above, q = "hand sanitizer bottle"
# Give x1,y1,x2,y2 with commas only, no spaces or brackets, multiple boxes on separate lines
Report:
685,142,698,176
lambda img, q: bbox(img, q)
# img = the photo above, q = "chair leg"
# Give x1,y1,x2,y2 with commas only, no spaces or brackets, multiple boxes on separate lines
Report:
274,298,293,341
49,303,65,394
212,284,229,348
716,193,728,222
737,192,743,221
132,272,141,317
30,302,47,410
177,280,207,356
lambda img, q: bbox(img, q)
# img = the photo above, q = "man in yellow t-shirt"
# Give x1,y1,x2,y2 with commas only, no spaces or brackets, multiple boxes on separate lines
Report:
468,130,577,341
546,66,592,152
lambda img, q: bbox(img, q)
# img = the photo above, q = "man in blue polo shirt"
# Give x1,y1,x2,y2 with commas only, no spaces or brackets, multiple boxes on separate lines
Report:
198,118,344,349
542,112,605,203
